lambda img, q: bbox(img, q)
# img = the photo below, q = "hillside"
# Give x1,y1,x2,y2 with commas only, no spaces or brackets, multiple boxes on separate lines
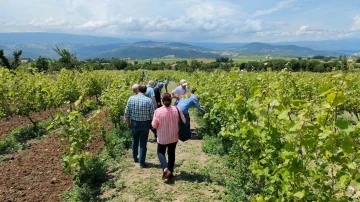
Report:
0,32,349,59
93,41,218,59
227,42,338,57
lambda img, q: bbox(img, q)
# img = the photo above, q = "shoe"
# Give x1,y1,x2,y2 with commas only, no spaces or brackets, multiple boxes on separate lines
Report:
140,163,149,168
134,158,139,163
163,169,172,181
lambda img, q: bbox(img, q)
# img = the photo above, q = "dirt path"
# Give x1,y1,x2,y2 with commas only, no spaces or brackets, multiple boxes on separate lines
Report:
101,113,224,202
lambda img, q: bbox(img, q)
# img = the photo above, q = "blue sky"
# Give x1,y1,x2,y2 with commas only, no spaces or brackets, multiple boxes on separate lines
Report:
0,0,359,42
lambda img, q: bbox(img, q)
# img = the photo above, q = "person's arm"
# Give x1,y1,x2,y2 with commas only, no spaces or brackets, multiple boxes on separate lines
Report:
149,100,155,121
151,110,159,129
171,87,180,100
150,89,157,109
193,97,205,113
124,98,132,129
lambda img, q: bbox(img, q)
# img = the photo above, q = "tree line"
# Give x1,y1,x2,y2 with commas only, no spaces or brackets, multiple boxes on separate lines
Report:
1,47,359,73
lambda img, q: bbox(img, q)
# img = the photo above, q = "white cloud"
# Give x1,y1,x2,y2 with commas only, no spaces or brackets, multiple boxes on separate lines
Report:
296,25,323,35
296,25,308,35
351,15,360,30
233,19,263,33
256,31,272,37
186,4,234,20
253,0,297,17
0,0,358,42
77,20,110,30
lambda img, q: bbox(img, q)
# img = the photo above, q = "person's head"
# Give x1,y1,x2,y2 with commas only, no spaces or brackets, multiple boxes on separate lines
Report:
157,83,164,89
162,93,172,107
138,85,147,94
148,80,155,87
180,79,187,89
132,84,139,94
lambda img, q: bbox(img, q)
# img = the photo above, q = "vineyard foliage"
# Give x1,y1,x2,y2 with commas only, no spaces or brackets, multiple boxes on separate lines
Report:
187,70,360,201
1,67,360,200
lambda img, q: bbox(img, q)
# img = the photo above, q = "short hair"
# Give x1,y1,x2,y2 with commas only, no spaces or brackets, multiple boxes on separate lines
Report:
138,85,147,93
148,80,155,87
132,84,139,90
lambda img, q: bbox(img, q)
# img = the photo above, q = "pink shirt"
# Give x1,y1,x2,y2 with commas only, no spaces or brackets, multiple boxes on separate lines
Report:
151,106,186,145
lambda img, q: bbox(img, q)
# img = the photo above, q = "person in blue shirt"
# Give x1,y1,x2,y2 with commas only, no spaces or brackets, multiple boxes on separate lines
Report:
146,80,159,142
145,80,157,109
176,88,205,130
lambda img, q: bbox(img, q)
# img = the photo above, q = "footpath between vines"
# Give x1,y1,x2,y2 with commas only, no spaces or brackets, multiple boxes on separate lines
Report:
101,112,226,202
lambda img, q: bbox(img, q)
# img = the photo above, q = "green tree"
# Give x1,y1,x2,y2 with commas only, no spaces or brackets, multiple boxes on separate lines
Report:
0,49,10,69
11,50,22,69
110,59,128,70
53,45,79,69
35,56,49,72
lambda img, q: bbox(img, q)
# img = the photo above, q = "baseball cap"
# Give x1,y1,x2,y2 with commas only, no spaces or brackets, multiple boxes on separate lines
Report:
180,79,187,86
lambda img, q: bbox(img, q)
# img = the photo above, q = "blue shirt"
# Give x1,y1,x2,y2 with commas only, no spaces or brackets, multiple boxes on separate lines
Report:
177,94,205,114
145,85,155,98
156,82,164,91
125,93,154,121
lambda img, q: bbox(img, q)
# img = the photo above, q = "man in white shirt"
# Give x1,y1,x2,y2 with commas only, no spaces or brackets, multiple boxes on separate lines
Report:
171,79,188,106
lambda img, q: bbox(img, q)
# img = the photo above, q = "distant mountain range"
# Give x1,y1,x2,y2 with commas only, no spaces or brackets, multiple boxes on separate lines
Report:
0,32,359,59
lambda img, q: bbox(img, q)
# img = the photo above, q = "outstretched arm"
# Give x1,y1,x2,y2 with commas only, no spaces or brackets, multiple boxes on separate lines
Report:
193,98,205,113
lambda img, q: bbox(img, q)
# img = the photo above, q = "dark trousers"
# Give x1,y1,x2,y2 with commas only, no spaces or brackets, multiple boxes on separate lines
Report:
157,141,177,172
165,84,168,93
184,113,190,130
131,120,150,165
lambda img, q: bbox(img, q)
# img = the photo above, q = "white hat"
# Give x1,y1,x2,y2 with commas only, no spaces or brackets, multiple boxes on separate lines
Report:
180,79,187,86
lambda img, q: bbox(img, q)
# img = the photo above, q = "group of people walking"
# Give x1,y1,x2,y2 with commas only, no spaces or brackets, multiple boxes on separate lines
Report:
124,78,205,182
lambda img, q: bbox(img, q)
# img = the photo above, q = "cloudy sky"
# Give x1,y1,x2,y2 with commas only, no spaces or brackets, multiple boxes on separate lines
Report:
0,0,359,42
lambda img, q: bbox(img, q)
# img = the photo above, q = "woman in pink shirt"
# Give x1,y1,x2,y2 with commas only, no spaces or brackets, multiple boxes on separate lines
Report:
152,93,186,181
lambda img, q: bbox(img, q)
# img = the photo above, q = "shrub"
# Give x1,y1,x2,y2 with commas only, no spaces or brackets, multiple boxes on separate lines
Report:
61,183,94,202
11,124,47,143
76,156,108,186
0,136,20,155
102,127,132,160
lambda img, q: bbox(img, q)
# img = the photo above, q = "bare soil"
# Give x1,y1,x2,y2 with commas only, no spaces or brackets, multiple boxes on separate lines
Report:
0,108,111,202
0,107,70,140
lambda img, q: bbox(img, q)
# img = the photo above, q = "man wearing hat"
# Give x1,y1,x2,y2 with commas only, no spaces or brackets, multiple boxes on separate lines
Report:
171,79,189,106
